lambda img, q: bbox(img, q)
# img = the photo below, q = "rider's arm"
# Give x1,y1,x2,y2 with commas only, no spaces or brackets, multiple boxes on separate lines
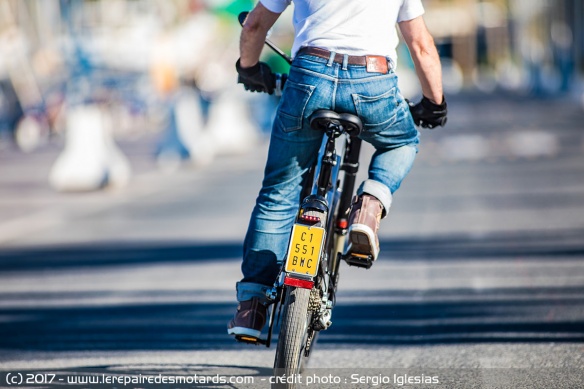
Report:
399,16,444,104
240,3,281,68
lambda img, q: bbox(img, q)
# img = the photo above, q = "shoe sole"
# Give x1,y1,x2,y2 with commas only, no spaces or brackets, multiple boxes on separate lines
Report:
347,223,379,260
227,326,262,339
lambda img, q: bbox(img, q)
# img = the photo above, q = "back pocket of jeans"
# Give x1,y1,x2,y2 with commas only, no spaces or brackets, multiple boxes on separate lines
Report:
276,82,315,133
352,87,398,129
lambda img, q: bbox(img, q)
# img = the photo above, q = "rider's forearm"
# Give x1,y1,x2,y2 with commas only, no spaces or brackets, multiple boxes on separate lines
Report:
410,40,443,104
239,3,280,68
240,25,268,68
399,17,444,104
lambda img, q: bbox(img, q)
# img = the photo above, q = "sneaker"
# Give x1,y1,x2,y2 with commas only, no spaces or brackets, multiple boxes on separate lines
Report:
346,194,383,260
227,297,267,339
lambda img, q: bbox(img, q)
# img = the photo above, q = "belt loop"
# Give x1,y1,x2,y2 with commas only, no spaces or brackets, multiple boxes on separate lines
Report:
327,51,335,67
342,54,349,70
388,57,395,72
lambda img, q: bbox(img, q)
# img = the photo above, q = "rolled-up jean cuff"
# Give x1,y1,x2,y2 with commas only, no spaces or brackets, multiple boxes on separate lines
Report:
236,281,270,304
357,179,392,218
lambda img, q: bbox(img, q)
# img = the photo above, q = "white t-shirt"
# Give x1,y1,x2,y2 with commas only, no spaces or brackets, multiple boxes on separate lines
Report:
260,0,424,64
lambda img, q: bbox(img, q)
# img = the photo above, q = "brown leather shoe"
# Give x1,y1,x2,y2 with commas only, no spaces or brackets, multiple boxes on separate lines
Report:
227,298,267,339
346,194,383,260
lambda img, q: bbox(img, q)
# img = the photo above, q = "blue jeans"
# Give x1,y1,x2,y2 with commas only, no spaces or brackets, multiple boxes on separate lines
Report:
237,52,419,303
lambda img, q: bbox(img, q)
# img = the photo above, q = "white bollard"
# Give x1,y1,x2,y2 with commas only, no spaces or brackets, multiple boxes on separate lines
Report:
174,88,215,167
49,104,131,191
205,87,259,155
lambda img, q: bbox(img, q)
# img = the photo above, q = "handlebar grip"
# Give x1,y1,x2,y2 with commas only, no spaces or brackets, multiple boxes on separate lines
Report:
238,12,248,27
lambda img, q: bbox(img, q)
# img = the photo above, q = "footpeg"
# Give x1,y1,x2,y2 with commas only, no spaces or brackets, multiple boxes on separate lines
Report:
234,335,267,345
342,252,374,269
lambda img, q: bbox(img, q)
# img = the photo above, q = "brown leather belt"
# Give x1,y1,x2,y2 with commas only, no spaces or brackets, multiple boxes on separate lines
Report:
297,46,391,74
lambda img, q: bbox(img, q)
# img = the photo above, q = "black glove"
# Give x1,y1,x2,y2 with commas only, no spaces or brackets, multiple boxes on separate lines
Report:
408,96,448,129
236,59,276,94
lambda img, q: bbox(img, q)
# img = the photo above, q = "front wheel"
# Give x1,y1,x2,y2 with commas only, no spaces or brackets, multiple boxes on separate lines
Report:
273,286,312,388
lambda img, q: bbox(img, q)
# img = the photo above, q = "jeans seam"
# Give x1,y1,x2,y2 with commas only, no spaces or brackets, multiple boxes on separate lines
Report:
292,66,337,82
331,65,339,111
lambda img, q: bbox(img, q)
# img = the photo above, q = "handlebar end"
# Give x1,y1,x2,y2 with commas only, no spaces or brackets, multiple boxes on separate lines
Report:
238,11,249,27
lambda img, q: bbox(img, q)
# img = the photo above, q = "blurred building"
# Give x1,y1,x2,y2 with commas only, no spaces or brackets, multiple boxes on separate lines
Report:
0,0,250,151
423,0,584,94
1,0,584,150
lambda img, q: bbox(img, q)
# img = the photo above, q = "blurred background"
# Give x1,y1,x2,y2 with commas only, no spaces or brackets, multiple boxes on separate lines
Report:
1,0,584,379
0,0,582,166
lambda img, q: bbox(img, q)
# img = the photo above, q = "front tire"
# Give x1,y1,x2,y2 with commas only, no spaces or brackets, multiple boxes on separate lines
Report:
273,286,311,388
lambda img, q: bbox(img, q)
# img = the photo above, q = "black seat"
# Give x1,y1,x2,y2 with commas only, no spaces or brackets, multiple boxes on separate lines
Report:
309,110,362,136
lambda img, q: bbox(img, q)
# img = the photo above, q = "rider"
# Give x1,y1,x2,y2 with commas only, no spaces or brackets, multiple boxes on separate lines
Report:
228,0,447,340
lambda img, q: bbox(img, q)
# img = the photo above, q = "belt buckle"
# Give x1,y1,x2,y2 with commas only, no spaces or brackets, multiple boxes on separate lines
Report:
365,55,389,74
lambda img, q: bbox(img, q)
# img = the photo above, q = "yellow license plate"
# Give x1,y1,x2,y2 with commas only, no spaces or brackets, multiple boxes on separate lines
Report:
284,224,325,277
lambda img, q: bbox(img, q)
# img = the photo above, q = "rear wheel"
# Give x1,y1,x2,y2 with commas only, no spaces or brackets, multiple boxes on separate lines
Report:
273,286,312,388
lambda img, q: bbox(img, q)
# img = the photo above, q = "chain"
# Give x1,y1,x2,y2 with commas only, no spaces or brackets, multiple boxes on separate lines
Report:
308,287,322,312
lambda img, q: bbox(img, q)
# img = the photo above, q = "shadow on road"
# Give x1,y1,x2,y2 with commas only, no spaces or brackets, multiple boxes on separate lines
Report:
378,228,584,260
1,228,583,272
0,241,243,271
0,229,583,351
329,288,584,344
0,287,583,351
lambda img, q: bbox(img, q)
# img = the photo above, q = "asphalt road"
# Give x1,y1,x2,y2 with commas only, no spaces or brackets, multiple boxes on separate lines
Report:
0,92,583,388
